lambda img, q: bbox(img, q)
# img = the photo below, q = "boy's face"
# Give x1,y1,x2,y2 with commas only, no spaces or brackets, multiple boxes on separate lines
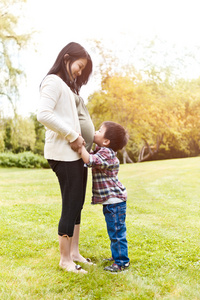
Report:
94,125,108,147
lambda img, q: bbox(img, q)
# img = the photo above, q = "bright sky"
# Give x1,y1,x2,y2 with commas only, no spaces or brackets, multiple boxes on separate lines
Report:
18,0,200,116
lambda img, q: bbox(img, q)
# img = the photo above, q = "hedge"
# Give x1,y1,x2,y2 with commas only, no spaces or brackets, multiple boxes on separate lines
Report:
0,152,49,168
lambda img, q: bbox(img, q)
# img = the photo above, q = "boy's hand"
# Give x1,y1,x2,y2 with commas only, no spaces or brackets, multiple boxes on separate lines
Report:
79,145,90,164
78,146,83,155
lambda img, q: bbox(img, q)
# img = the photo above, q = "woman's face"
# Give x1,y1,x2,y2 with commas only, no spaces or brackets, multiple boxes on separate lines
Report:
67,58,88,81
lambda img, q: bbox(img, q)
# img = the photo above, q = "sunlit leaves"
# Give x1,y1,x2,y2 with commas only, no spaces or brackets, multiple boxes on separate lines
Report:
87,74,200,161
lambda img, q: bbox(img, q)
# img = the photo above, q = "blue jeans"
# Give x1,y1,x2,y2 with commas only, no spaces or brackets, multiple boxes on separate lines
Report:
103,201,129,267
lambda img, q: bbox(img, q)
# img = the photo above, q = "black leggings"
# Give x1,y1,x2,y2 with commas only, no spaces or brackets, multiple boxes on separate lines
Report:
48,159,87,237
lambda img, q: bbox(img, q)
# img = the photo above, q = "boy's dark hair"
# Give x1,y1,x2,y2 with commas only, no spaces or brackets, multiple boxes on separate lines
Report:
102,121,129,152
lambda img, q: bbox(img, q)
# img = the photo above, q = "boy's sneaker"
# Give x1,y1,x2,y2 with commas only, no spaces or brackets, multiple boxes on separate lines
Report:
103,257,114,262
104,262,130,272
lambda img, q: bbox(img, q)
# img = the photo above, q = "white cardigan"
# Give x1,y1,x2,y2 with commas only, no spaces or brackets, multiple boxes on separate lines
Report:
37,75,81,161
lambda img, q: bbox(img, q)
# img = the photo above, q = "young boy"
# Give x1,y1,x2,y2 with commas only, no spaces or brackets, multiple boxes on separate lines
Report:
79,121,130,272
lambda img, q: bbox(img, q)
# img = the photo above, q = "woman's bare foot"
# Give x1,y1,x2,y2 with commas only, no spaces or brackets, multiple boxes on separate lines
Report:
59,261,88,274
72,254,95,265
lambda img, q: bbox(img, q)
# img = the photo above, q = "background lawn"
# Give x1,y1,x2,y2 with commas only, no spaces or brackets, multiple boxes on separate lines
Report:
0,157,199,299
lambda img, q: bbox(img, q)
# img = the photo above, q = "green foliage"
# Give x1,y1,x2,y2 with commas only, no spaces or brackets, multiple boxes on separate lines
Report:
30,113,45,155
0,151,49,168
0,158,199,299
0,131,5,152
2,113,44,155
0,115,5,151
10,115,36,152
3,117,12,151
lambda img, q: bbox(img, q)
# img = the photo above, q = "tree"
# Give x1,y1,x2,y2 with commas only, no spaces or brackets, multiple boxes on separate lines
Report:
0,112,5,152
87,74,141,162
167,78,200,157
87,73,200,162
10,114,36,153
0,0,31,114
87,39,200,162
30,113,45,155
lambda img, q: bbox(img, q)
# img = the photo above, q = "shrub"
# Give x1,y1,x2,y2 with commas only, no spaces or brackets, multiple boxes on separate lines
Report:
0,152,49,168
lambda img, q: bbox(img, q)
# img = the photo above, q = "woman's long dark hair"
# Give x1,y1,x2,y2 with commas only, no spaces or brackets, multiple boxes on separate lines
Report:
47,42,92,94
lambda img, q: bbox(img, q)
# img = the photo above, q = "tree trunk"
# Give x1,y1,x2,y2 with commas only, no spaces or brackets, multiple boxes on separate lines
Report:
121,148,134,164
138,135,163,162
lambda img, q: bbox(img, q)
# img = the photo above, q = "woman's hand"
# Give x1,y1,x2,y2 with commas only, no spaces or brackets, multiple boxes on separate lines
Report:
70,135,85,152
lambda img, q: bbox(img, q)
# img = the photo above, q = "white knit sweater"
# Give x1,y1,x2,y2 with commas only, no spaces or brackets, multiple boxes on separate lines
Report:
37,74,81,161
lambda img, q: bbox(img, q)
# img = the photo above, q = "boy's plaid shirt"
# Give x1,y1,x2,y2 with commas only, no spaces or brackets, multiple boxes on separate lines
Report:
87,146,127,204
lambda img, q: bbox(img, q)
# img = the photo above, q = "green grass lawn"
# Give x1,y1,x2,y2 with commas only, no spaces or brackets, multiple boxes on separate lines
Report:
0,157,199,300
